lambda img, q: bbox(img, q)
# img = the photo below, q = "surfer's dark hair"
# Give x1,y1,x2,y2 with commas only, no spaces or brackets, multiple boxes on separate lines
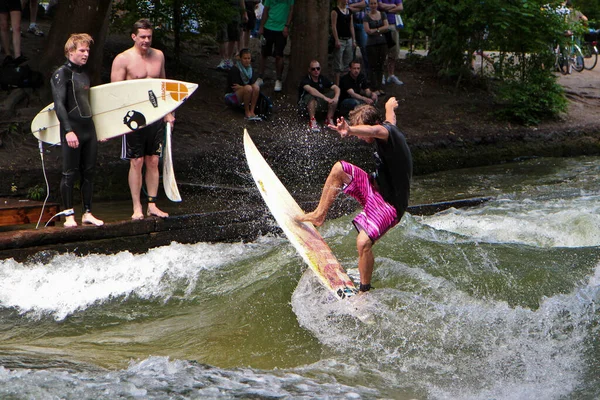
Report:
132,19,153,35
239,48,251,58
348,104,382,126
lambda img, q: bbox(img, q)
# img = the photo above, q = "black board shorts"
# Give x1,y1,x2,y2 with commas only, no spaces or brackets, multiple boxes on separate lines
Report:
121,120,164,160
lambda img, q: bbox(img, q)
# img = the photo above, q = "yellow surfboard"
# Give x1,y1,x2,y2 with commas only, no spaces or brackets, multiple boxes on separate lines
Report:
243,130,358,300
31,79,198,145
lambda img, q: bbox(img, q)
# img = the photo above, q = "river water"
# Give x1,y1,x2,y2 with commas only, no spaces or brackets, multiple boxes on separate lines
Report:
0,156,598,399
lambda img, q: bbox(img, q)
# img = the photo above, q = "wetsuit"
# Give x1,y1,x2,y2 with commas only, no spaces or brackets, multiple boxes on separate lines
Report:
50,60,98,213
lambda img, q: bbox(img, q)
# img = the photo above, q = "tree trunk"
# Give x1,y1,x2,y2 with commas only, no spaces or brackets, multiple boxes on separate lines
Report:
41,0,113,87
284,0,330,94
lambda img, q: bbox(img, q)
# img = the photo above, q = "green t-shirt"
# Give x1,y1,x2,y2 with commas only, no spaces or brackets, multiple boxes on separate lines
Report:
264,0,294,31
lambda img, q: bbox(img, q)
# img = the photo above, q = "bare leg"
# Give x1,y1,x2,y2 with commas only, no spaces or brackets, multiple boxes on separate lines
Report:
0,14,11,57
356,230,374,289
129,158,144,220
145,155,169,218
249,84,260,115
327,99,338,120
29,0,38,25
275,55,284,80
10,11,21,58
297,162,351,226
307,99,317,120
236,85,252,117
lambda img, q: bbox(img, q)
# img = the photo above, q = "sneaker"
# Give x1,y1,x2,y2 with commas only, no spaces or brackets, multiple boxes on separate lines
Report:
325,118,335,128
274,79,282,92
225,59,233,70
216,59,228,70
309,118,320,133
27,24,44,36
387,75,404,85
256,77,264,87
381,75,386,85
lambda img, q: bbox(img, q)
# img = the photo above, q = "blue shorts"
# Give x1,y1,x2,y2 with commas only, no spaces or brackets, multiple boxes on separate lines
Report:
340,161,398,241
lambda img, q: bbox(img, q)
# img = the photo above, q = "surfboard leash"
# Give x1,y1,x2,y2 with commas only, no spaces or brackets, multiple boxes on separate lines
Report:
35,139,51,229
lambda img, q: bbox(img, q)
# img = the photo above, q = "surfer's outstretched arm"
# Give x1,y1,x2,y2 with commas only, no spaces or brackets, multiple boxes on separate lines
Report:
296,162,351,226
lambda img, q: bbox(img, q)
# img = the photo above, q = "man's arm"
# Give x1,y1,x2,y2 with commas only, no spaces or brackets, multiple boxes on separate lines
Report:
331,84,341,100
110,53,128,82
348,0,366,13
384,96,398,125
283,5,293,37
303,84,328,100
379,0,403,14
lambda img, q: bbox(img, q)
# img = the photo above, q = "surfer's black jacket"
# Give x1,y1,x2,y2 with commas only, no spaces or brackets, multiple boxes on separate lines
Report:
50,60,92,134
374,123,413,218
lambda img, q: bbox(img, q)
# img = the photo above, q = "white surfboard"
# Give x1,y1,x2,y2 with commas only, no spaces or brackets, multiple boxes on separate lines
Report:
162,122,181,202
31,78,198,145
243,129,358,300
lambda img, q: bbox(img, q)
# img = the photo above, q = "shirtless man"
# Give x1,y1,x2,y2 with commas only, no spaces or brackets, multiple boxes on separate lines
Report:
111,19,174,220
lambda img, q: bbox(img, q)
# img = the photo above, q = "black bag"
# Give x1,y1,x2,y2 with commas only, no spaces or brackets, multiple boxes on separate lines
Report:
256,92,273,120
384,30,395,48
0,64,43,89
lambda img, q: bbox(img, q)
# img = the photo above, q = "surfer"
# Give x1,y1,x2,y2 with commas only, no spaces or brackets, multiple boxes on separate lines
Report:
50,33,104,228
297,97,412,293
111,18,174,220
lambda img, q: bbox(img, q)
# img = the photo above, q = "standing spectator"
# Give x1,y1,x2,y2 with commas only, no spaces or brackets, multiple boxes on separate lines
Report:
0,0,23,64
363,0,389,96
50,33,103,228
22,0,43,36
217,0,248,71
348,0,368,71
241,0,259,49
378,0,403,85
298,60,340,133
338,59,377,116
257,0,294,92
225,48,263,121
331,0,356,87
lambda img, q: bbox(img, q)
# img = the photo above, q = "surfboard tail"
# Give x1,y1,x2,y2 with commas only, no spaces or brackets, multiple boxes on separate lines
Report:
163,123,182,202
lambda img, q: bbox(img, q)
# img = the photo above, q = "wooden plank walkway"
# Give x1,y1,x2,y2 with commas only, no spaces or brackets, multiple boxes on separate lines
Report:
0,198,60,227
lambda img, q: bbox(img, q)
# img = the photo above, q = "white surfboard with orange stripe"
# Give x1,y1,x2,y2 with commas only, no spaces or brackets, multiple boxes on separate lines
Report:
31,79,198,145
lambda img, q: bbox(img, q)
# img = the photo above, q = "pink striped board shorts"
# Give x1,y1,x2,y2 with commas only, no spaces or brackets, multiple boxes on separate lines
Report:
340,161,398,241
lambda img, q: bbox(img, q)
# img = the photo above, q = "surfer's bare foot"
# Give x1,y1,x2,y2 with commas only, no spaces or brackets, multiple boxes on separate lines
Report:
82,212,104,226
147,205,169,218
296,210,326,226
64,215,77,228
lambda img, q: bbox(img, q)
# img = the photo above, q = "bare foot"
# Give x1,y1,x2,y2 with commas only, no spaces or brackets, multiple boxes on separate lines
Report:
64,215,77,228
131,212,144,220
296,210,326,226
82,212,104,226
147,204,169,218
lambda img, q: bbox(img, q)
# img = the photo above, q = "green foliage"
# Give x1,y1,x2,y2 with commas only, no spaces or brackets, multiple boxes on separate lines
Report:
111,0,235,37
405,0,573,124
27,185,46,201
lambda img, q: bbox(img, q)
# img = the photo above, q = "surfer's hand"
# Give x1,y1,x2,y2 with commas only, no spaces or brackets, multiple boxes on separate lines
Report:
164,112,175,128
333,117,350,137
65,132,79,148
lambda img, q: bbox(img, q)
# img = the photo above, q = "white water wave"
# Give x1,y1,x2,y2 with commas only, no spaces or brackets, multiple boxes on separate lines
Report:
0,241,263,321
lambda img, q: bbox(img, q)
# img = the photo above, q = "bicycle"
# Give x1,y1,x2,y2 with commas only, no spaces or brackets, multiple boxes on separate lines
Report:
581,30,598,70
554,32,585,74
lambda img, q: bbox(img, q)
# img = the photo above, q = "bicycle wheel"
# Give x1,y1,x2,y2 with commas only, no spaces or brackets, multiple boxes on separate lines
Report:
572,44,585,72
582,43,598,70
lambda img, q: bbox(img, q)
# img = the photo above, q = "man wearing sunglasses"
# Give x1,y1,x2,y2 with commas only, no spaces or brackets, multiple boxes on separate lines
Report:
298,60,340,133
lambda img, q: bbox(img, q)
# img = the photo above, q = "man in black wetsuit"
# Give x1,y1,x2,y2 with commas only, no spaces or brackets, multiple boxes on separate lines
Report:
50,33,103,228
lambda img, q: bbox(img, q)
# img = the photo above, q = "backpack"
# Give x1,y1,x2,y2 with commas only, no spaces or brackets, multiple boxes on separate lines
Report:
256,92,273,120
0,64,43,89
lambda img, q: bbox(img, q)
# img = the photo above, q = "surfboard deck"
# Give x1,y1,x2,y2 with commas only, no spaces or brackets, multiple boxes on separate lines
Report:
162,123,181,202
31,78,198,145
243,129,358,300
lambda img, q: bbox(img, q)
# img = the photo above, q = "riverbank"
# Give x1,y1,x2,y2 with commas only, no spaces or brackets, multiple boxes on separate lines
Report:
1,23,600,227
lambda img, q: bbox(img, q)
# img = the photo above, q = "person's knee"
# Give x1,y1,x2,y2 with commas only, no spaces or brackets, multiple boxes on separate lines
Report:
356,232,373,254
145,155,159,169
130,157,144,171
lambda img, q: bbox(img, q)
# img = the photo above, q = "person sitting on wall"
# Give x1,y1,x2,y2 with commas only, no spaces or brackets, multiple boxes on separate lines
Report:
225,48,263,121
298,59,340,133
338,59,377,117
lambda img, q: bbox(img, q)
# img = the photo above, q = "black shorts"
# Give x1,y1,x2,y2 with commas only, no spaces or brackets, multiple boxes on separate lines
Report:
121,120,164,160
243,1,257,31
0,0,22,12
262,28,287,58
